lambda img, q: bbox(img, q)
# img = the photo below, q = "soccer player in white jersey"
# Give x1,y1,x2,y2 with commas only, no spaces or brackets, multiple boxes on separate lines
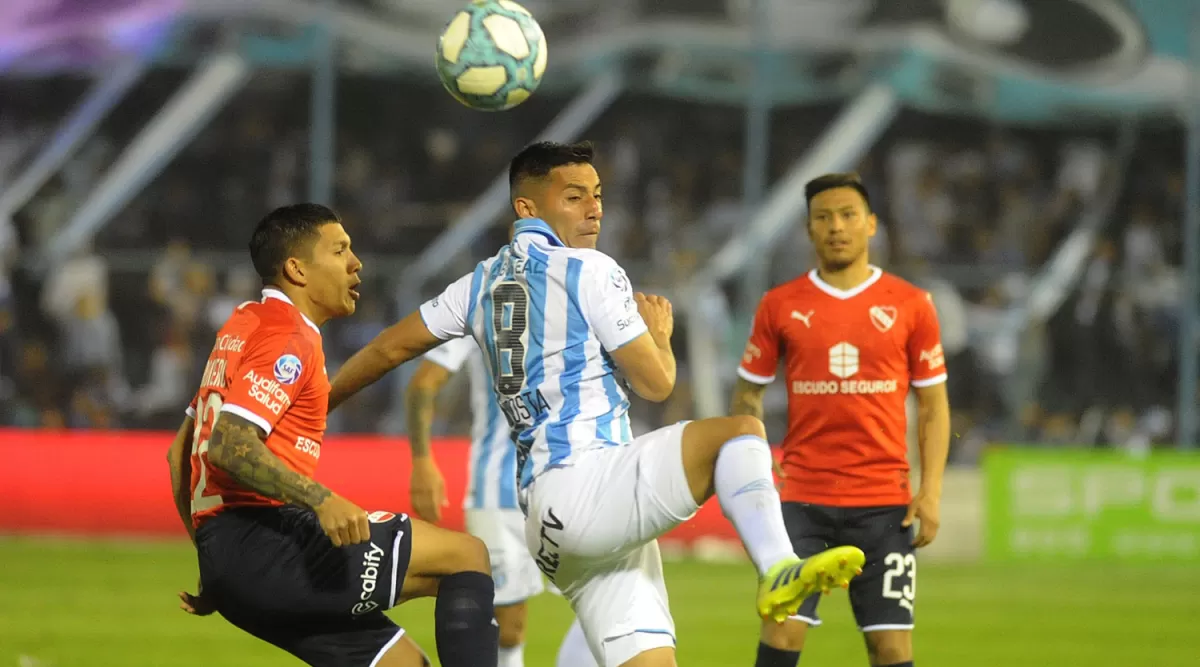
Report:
405,335,594,667
329,141,865,667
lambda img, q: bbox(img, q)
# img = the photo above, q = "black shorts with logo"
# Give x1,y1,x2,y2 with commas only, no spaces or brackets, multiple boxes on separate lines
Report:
196,505,414,667
783,503,916,631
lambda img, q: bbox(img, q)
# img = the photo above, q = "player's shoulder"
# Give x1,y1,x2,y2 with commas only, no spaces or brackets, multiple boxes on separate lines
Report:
546,245,621,269
874,271,933,307
232,299,320,354
548,247,629,290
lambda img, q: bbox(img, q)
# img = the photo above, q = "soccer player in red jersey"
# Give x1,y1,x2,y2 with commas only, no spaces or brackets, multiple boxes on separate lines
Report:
165,204,500,667
733,174,952,667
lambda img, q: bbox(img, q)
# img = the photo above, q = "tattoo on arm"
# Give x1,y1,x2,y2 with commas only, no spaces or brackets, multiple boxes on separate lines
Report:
207,413,332,510
405,386,437,458
731,378,766,420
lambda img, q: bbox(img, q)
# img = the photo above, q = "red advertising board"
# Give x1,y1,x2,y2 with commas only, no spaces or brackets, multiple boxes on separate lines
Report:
0,428,743,547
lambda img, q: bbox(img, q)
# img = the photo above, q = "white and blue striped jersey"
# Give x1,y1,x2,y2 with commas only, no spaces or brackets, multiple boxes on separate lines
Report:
422,336,519,511
419,218,648,492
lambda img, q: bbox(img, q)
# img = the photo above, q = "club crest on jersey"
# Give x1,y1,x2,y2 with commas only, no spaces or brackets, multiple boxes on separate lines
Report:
869,306,897,333
273,354,303,385
367,511,396,524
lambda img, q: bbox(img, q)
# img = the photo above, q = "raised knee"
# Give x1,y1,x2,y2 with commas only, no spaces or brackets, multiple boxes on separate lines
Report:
450,534,491,575
726,415,767,441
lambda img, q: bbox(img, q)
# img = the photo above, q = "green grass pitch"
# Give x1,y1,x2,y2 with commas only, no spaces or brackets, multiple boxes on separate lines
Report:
1,537,1197,666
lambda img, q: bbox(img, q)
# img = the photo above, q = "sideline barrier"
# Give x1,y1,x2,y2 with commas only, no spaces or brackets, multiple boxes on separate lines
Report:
0,428,741,546
984,448,1200,562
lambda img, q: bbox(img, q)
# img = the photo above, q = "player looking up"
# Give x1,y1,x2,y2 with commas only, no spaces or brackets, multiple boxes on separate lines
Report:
327,141,865,667
165,203,500,667
732,173,952,667
406,334,593,667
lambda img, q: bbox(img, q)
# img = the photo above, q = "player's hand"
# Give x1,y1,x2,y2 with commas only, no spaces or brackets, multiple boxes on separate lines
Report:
902,489,941,548
314,493,371,547
772,457,787,491
178,579,217,616
635,292,674,343
410,457,448,523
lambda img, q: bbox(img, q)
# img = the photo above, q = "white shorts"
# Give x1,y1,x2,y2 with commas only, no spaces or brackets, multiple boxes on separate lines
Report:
465,508,545,606
523,421,699,667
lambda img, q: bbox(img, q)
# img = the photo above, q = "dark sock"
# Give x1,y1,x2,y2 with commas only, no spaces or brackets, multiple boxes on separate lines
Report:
879,662,914,667
756,641,800,667
433,571,499,667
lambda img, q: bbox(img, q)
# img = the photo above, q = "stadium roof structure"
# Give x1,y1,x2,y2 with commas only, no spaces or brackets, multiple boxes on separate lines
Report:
1,0,1194,124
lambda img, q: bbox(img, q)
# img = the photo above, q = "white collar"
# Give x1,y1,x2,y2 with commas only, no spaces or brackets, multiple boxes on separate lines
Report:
262,288,321,334
806,266,883,300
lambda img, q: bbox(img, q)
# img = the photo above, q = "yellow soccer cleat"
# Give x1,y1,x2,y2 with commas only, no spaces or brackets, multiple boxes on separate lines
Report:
756,546,866,624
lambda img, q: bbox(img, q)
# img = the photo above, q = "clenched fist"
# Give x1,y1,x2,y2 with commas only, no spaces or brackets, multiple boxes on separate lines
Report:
636,292,674,344
314,493,371,547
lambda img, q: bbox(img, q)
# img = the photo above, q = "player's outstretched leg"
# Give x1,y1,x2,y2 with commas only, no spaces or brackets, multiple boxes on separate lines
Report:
678,416,865,622
393,517,499,667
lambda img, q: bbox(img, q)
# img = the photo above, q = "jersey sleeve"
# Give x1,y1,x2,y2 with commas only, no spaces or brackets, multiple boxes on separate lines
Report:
424,334,476,372
219,329,312,435
577,253,647,352
909,291,948,387
420,271,474,341
737,294,781,385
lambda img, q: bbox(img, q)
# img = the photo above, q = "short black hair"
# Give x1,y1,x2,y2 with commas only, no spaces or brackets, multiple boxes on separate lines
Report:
508,140,596,197
248,203,340,281
804,172,872,213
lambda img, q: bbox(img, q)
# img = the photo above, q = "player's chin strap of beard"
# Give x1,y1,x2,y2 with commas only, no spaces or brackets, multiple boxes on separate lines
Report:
434,570,499,666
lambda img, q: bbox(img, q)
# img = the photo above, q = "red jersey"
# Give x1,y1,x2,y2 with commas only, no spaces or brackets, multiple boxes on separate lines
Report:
738,268,946,507
185,288,330,528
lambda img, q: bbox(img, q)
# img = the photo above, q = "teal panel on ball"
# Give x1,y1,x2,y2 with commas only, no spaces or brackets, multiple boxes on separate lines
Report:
435,0,547,111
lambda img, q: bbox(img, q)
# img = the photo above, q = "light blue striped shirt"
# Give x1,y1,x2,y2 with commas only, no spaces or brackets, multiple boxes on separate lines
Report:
422,337,518,511
419,218,648,493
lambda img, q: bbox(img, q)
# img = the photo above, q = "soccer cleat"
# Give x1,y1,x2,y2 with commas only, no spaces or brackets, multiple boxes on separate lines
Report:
756,546,866,624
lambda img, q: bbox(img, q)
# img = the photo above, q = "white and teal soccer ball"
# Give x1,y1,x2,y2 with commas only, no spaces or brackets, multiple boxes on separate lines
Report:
436,0,548,111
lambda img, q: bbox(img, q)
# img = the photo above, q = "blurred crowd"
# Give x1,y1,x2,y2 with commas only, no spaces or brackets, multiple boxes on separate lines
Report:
0,73,1187,457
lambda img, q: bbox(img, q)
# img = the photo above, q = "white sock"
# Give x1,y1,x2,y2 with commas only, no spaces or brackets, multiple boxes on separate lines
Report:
498,644,524,667
556,619,599,667
714,435,796,575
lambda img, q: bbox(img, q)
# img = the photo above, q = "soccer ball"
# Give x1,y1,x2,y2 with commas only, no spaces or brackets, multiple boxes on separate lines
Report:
436,0,548,111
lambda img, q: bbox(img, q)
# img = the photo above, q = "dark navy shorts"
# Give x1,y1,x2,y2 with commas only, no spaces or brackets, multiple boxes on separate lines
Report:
196,505,413,666
783,503,916,631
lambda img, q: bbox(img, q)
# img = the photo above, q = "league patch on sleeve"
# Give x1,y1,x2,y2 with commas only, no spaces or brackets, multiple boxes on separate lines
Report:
273,354,303,385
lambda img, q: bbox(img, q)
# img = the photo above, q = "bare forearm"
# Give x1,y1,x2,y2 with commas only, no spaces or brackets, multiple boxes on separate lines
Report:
656,341,677,392
731,378,766,419
168,444,196,543
405,387,437,459
329,345,397,411
207,416,332,510
167,419,196,543
331,312,447,412
917,405,951,496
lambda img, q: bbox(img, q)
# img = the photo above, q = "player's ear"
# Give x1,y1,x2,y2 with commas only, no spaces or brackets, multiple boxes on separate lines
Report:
866,210,878,238
282,257,308,286
512,196,537,219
